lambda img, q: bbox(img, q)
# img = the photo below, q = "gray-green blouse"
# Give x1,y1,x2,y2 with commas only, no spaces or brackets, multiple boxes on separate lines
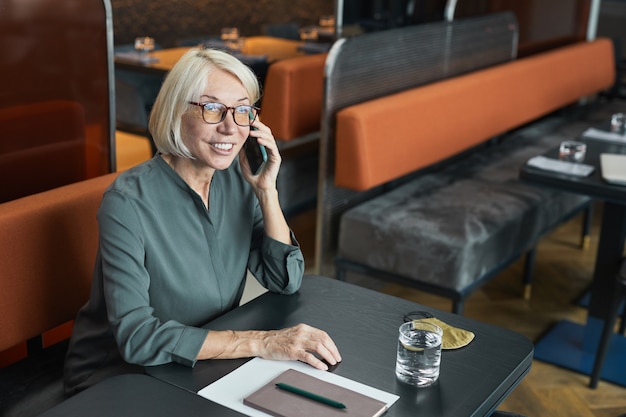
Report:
63,155,304,394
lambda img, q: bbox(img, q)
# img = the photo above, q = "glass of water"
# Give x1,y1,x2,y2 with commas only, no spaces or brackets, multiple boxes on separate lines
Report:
611,113,625,134
396,320,443,387
558,140,587,162
221,27,241,51
299,26,319,42
134,36,155,55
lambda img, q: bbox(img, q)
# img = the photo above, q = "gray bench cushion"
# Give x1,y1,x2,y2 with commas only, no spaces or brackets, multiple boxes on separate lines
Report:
337,117,590,292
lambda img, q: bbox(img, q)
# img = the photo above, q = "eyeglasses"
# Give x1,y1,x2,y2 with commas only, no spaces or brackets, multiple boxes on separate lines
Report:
188,101,259,126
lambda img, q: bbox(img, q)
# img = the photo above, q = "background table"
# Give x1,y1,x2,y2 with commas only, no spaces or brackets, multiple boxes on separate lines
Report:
520,138,626,386
147,275,533,417
115,36,305,76
113,35,307,149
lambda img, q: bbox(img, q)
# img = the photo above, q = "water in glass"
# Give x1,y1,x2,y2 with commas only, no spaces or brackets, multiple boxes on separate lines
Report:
395,321,442,387
558,140,586,162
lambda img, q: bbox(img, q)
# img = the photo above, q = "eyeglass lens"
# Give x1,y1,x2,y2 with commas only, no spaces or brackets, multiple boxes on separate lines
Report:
202,102,257,126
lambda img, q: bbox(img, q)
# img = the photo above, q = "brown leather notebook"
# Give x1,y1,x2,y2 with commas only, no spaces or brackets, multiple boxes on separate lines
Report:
243,369,388,417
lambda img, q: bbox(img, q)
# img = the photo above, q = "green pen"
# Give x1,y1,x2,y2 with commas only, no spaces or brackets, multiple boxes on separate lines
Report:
275,382,347,409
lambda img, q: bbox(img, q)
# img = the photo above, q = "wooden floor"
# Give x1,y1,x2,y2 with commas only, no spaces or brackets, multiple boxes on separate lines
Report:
116,131,626,417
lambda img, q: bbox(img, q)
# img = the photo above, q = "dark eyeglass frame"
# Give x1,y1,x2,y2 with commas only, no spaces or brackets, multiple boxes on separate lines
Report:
188,101,260,126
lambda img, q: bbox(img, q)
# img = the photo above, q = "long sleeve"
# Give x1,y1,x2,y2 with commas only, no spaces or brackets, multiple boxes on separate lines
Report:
241,193,304,295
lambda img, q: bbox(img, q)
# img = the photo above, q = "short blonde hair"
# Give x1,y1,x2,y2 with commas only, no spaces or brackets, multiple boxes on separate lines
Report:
148,48,261,157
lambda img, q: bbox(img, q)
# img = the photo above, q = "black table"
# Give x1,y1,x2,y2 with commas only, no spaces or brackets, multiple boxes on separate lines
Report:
37,374,244,417
147,275,533,417
520,138,626,386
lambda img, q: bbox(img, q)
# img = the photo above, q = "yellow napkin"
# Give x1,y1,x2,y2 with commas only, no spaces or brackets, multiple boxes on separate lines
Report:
414,317,475,350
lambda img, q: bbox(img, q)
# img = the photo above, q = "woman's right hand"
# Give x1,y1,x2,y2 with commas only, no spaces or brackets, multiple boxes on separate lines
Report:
199,323,342,371
255,323,342,370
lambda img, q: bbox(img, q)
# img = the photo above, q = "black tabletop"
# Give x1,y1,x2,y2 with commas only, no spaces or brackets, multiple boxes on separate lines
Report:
520,139,626,204
147,275,533,417
38,374,244,417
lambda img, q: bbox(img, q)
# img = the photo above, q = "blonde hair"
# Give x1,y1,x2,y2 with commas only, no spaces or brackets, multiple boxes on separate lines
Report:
148,48,260,157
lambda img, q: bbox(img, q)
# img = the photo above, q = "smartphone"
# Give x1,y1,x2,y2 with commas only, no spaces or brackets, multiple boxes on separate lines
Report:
243,127,267,175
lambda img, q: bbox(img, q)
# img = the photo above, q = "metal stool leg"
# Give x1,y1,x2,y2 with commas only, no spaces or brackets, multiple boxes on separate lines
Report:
522,247,536,300
620,299,626,335
580,204,593,250
618,258,626,335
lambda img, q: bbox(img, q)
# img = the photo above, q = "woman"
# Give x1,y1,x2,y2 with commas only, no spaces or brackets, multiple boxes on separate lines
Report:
63,48,341,395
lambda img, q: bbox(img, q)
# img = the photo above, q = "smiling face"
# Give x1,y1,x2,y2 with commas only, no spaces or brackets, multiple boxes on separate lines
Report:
180,69,251,172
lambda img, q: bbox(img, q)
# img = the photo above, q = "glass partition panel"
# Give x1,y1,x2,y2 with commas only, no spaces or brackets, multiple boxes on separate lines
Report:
0,0,115,203
336,0,592,57
337,0,447,36
453,0,591,56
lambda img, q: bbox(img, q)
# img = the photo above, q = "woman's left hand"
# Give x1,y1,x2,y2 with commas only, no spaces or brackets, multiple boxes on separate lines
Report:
239,120,281,192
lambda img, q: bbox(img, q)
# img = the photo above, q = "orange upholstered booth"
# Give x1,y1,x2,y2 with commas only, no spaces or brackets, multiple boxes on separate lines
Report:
260,53,327,142
334,39,615,191
0,173,118,358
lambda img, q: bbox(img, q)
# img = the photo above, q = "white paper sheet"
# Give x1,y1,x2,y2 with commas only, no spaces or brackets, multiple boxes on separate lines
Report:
600,153,626,185
526,155,595,177
197,357,400,417
582,127,626,144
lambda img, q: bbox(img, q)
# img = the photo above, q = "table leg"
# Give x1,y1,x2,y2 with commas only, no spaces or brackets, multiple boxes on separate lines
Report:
587,202,626,320
533,202,626,386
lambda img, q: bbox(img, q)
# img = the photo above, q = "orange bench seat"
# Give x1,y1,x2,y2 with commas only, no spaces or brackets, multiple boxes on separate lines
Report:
0,173,118,416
